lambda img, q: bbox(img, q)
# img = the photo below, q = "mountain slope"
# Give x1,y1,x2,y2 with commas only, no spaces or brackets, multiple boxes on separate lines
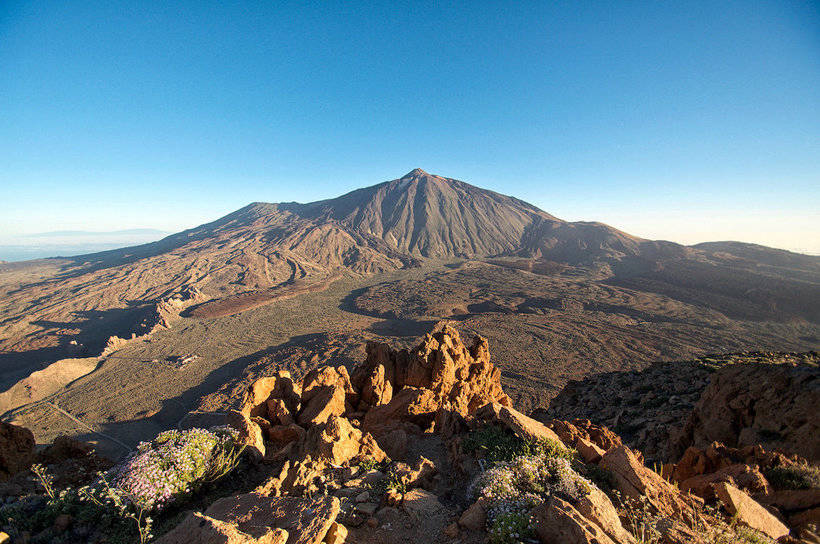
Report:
1,169,818,386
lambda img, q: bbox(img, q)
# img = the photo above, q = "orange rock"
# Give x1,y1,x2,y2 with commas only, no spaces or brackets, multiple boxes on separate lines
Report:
680,463,770,500
474,402,566,446
755,489,820,511
266,398,295,426
574,486,636,543
298,385,346,426
302,415,386,467
576,437,606,464
533,496,617,544
458,498,487,531
714,482,790,540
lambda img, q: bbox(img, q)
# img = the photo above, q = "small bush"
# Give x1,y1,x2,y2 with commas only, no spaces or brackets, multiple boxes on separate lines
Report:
463,425,575,464
112,426,242,511
764,464,820,491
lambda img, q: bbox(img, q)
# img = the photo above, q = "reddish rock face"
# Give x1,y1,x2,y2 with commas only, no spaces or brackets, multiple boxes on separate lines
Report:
715,482,791,540
0,421,35,481
674,363,820,462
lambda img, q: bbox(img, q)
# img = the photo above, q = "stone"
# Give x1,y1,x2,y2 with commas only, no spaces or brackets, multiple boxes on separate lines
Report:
0,421,35,480
298,385,346,427
268,424,306,446
302,415,386,466
204,493,339,544
227,410,266,459
154,511,289,544
0,532,8,544
393,456,437,489
674,363,820,462
324,522,347,544
363,387,439,431
366,517,378,528
715,482,790,540
402,488,444,517
239,372,300,420
355,491,370,503
384,489,403,506
680,463,770,500
789,506,820,531
475,402,566,446
600,445,697,522
574,486,636,543
266,398,295,426
533,496,617,544
576,437,606,464
458,499,486,531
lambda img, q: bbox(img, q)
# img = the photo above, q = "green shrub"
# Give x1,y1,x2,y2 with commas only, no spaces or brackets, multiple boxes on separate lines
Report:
463,425,575,464
764,464,820,490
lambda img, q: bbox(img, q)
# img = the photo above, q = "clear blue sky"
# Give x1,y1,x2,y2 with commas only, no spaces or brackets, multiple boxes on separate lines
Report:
1,1,818,252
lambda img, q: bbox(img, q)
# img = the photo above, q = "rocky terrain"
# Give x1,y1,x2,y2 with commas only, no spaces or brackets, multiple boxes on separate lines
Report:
1,324,818,544
0,169,818,458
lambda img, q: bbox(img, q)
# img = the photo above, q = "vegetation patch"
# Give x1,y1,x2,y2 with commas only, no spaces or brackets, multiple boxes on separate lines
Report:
463,425,575,465
764,463,820,490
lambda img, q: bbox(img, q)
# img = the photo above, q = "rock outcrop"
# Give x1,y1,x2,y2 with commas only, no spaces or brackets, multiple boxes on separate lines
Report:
673,362,820,462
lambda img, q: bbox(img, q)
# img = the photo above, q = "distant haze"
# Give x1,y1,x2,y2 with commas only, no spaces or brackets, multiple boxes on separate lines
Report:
0,229,169,262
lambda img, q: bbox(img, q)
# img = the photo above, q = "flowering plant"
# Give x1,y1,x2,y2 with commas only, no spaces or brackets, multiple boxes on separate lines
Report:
111,426,242,511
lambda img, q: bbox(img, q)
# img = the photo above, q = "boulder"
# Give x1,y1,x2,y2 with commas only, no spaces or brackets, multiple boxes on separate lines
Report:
574,486,636,543
458,499,487,531
204,493,340,544
298,385,345,427
533,496,617,544
266,398,295,426
714,482,790,540
239,372,300,420
227,410,266,459
576,437,606,464
600,445,696,521
302,415,385,466
155,511,288,544
0,421,35,480
392,456,436,489
323,522,347,544
475,402,565,446
375,428,407,460
680,463,770,500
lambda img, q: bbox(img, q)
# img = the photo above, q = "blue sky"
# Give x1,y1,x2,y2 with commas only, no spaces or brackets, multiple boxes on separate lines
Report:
1,1,818,253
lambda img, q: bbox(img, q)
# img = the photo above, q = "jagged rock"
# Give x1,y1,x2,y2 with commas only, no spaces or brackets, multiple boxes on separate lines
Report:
574,486,636,544
302,415,385,466
266,398,295,426
362,387,438,431
353,324,511,422
268,424,305,446
714,482,790,540
789,506,820,532
600,445,698,522
474,402,565,446
155,511,288,544
576,437,606,463
674,363,820,462
546,419,623,453
392,456,436,489
679,463,770,499
240,372,301,420
533,496,617,544
227,410,266,459
203,493,340,544
298,385,345,426
0,421,35,481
